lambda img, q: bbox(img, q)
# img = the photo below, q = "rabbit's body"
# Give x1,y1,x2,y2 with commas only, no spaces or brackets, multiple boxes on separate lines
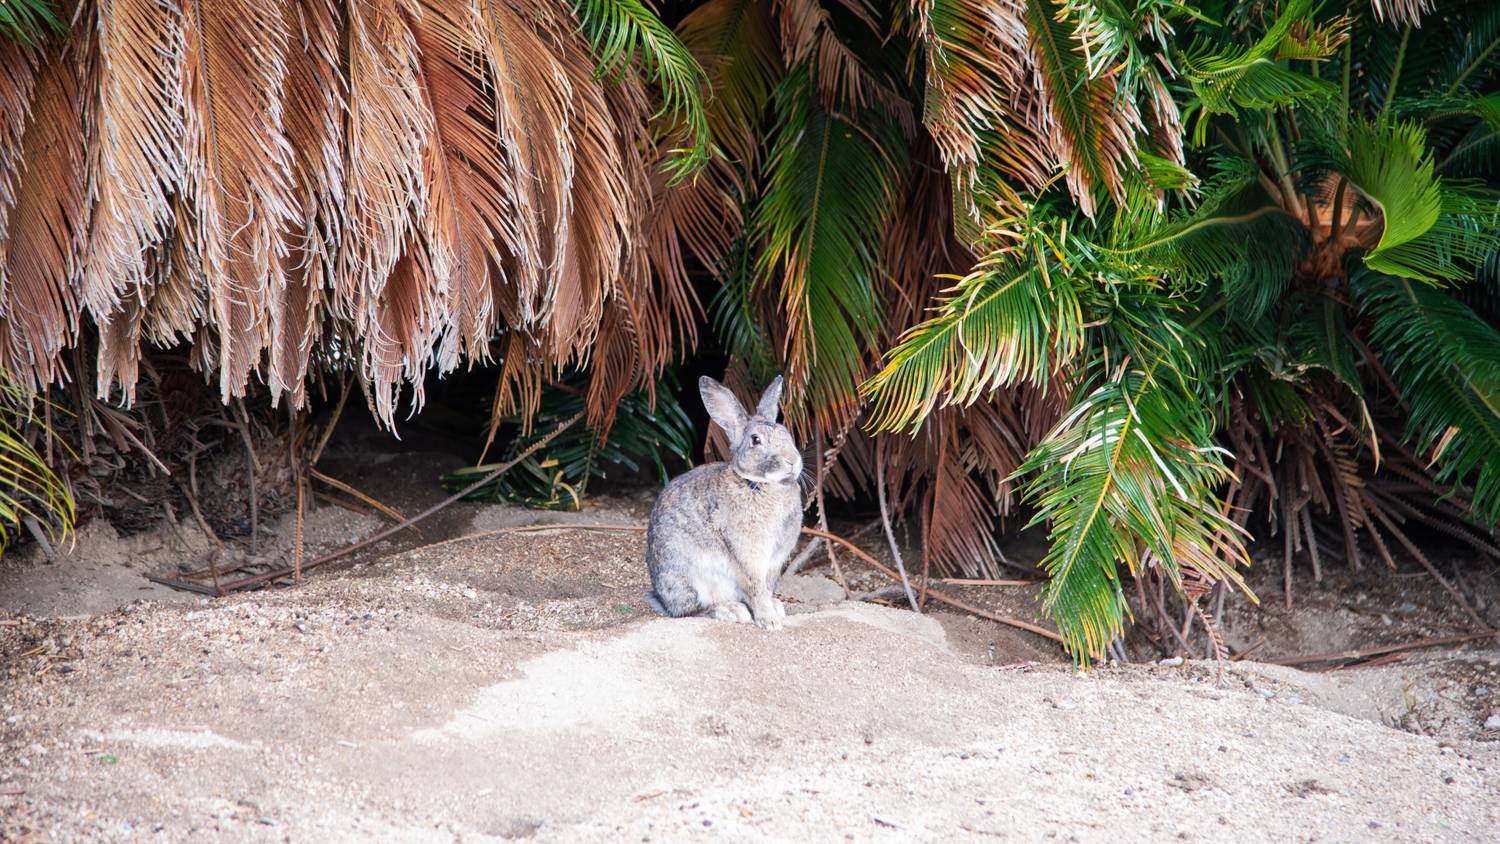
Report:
645,376,803,630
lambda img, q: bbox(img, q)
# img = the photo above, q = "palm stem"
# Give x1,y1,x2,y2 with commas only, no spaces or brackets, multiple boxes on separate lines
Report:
1264,122,1304,219
1339,38,1351,139
1377,25,1410,126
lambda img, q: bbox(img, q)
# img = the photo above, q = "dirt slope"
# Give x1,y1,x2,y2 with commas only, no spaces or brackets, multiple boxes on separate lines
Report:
3,519,1499,843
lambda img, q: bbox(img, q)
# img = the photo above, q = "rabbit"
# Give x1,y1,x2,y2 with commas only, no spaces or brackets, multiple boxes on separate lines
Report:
645,375,803,630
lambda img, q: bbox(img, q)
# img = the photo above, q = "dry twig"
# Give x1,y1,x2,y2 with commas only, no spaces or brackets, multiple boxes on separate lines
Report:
876,459,918,612
1267,632,1498,667
309,469,417,534
179,412,586,592
798,527,1065,644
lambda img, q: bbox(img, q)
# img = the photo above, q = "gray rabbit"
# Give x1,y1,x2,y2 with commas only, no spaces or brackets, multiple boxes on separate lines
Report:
645,375,803,630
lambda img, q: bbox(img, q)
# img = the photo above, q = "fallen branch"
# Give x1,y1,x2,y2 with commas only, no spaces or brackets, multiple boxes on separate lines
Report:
308,376,353,466
810,428,850,597
162,412,585,593
310,469,418,535
143,574,219,596
1230,635,1267,662
937,578,1040,587
783,518,879,579
1266,632,1498,667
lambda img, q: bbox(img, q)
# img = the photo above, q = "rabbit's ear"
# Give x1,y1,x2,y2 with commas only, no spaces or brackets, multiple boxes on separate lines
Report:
755,375,784,421
700,376,749,444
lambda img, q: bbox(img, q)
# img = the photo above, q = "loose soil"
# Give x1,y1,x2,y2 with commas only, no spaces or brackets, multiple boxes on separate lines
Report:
2,449,1499,842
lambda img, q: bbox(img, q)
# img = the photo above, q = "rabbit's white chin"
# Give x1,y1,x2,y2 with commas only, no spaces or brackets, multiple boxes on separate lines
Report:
736,468,799,486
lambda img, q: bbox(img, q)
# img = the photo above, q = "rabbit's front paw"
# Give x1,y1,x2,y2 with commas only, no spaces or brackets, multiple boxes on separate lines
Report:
751,596,784,630
754,614,784,631
708,603,754,623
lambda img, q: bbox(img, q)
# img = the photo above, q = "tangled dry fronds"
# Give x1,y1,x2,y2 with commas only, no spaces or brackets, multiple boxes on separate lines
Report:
0,0,706,428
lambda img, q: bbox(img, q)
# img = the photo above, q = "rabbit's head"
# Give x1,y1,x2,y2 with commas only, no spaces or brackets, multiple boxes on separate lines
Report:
700,375,803,485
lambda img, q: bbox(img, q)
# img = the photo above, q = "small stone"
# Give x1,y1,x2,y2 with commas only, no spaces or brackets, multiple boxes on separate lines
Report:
1483,713,1500,730
1158,656,1184,667
461,588,478,600
1475,687,1489,697
1283,695,1304,706
1254,687,1275,699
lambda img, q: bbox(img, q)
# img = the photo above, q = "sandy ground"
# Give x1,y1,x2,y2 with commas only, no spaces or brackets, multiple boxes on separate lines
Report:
3,449,1500,841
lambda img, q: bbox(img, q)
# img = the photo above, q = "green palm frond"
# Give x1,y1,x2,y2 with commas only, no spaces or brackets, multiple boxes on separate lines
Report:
755,65,905,422
446,375,696,510
1108,157,1306,319
1182,0,1335,143
1345,120,1500,282
1439,92,1500,175
0,0,62,45
1438,0,1500,97
863,211,1087,433
571,0,716,180
0,381,74,552
709,213,776,373
1026,0,1146,216
1016,362,1249,663
1061,0,1180,81
1278,293,1363,395
1356,270,1500,523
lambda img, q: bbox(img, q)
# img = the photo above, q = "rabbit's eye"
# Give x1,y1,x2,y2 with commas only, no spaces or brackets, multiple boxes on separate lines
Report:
750,433,762,446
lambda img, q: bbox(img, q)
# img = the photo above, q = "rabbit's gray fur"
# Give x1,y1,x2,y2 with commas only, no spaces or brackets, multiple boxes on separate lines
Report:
645,375,803,630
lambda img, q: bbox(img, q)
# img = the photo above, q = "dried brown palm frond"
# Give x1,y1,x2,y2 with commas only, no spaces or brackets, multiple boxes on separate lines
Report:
1369,0,1432,26
269,0,343,408
0,33,86,391
0,40,33,249
775,0,907,114
82,0,185,397
0,0,693,432
409,0,521,371
180,0,298,402
543,34,643,365
676,0,781,167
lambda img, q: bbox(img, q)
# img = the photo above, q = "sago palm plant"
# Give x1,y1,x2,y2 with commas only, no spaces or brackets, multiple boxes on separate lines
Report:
866,0,1500,658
